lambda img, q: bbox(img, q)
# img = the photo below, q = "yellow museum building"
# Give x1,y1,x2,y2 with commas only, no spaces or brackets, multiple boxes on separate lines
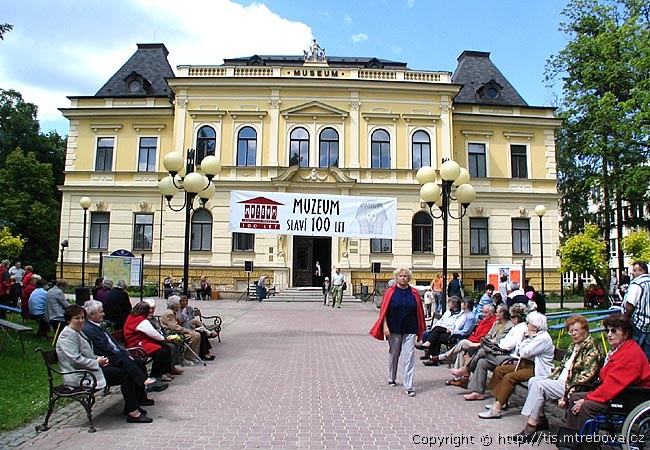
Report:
58,42,561,295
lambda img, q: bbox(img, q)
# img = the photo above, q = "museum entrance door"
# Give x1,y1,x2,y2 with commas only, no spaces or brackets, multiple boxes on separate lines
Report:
292,236,331,287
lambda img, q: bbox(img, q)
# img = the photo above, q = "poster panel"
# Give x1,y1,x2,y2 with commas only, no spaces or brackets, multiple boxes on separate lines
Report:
487,263,523,288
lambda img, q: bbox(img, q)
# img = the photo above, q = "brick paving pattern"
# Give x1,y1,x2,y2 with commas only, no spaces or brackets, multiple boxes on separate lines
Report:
4,298,558,449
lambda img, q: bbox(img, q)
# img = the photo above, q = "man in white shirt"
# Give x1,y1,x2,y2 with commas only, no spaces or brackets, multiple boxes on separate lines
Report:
331,267,345,308
624,261,650,359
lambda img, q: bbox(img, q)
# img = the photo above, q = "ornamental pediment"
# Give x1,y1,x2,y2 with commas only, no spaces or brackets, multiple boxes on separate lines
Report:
281,101,348,120
272,166,356,184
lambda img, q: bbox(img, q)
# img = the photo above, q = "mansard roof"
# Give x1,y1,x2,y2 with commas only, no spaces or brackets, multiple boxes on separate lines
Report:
451,51,528,106
94,43,175,98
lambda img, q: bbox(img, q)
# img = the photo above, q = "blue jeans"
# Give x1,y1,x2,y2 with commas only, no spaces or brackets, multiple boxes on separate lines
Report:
633,328,650,361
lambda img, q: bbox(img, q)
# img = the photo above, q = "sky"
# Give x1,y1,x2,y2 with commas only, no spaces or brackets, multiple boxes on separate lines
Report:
1,0,570,136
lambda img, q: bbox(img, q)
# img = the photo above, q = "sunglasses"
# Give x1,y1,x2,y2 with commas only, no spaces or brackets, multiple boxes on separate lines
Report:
605,328,621,334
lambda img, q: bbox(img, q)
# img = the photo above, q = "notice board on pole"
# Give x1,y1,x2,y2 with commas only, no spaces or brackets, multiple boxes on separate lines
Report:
487,264,523,288
102,256,142,287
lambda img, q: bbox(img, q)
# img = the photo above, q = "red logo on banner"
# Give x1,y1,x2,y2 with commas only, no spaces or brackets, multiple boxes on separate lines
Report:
238,197,284,230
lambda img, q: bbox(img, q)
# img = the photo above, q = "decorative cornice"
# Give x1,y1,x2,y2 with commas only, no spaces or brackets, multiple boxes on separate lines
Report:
503,131,535,141
461,129,493,139
272,166,357,184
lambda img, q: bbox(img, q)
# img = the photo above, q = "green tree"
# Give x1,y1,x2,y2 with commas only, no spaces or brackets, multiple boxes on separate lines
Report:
0,23,12,40
559,224,609,289
548,0,650,260
622,231,650,262
0,227,25,260
0,149,60,278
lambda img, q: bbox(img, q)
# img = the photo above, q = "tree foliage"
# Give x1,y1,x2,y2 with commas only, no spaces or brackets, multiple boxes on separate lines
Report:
0,227,25,260
0,23,12,40
549,0,650,238
559,224,609,288
622,231,650,262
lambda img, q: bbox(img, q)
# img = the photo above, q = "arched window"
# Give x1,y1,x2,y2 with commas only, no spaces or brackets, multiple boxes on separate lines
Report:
412,130,431,169
289,127,309,167
237,126,257,166
371,129,390,169
319,127,339,167
196,126,216,165
412,211,433,253
190,209,212,251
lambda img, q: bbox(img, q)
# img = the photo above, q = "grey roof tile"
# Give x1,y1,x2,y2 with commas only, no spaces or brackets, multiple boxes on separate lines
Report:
95,43,175,97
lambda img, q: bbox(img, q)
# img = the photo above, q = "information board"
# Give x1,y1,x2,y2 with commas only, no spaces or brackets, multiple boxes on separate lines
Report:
102,256,142,287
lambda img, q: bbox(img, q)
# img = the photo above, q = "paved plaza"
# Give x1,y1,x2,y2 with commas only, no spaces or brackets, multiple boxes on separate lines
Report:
6,298,558,450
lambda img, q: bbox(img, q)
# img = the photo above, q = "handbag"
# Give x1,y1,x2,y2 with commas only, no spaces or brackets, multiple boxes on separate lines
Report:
342,281,347,291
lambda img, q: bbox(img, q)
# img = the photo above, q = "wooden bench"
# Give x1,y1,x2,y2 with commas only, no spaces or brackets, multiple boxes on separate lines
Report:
0,304,22,321
0,318,33,354
193,308,222,342
35,348,100,433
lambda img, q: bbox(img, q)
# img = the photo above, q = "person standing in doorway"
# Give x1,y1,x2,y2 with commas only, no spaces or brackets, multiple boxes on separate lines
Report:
331,268,345,308
313,260,322,287
369,267,426,397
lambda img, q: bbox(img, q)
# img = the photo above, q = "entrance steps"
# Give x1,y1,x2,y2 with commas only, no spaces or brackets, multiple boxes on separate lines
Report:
265,287,357,303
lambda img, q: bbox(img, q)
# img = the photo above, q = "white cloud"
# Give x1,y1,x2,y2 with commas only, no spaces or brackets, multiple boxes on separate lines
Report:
344,14,352,25
390,45,403,54
0,0,313,134
407,0,415,7
351,33,369,43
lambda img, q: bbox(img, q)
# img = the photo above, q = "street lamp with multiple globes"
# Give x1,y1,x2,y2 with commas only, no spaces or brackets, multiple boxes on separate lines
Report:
535,204,547,294
79,196,92,287
159,149,220,295
417,159,476,313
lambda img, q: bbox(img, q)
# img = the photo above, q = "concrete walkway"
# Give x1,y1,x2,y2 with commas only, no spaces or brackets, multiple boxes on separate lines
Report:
7,298,558,450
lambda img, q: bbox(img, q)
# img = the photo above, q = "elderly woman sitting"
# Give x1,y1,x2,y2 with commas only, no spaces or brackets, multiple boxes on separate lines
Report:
564,313,650,445
160,296,206,364
179,294,218,338
450,303,529,401
514,314,603,441
478,311,555,419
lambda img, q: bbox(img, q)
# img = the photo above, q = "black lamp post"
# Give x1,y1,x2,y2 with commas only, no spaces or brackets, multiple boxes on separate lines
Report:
159,150,220,295
535,204,547,294
417,159,476,313
59,240,69,279
79,197,92,287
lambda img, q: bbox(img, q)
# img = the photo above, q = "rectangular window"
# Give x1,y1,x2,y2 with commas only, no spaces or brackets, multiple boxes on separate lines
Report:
469,218,489,255
90,212,110,250
232,232,254,252
468,143,486,178
510,144,528,178
138,137,157,172
95,137,114,172
133,214,154,251
512,218,530,254
609,238,618,259
370,239,392,253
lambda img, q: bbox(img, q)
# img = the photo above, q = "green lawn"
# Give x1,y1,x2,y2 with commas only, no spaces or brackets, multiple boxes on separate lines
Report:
0,315,58,432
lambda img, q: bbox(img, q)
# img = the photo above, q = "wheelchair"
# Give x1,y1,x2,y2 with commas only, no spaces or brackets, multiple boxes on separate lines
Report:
564,386,650,450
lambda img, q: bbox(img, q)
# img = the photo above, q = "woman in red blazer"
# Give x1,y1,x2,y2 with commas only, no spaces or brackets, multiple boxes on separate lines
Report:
370,267,426,397
124,301,180,381
565,313,650,435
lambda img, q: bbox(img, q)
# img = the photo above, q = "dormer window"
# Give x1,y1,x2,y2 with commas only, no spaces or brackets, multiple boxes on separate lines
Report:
123,71,152,94
476,79,503,101
365,58,384,69
248,55,265,66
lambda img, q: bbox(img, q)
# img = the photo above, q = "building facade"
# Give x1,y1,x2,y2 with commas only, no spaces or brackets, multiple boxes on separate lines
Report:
58,43,562,295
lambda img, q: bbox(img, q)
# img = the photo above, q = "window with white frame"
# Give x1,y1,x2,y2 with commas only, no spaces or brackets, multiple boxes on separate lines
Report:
232,232,254,252
371,129,390,169
138,137,157,172
95,137,114,172
411,130,431,169
468,143,487,178
319,127,339,167
289,127,309,167
470,218,489,255
412,211,433,253
510,144,528,178
512,218,530,254
190,209,212,251
133,213,154,251
90,212,109,249
237,126,257,167
371,238,392,253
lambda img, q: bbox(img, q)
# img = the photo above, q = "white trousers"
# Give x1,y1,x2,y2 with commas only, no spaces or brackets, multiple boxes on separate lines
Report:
520,376,565,421
388,333,416,390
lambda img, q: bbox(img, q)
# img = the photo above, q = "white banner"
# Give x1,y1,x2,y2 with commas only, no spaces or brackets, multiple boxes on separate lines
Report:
229,190,397,239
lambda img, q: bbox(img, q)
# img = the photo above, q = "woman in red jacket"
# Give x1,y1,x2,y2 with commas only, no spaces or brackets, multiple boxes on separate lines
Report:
565,313,650,435
369,267,426,397
123,301,181,381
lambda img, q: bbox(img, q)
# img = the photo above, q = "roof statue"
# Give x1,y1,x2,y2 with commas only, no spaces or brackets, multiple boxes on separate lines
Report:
304,39,326,63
